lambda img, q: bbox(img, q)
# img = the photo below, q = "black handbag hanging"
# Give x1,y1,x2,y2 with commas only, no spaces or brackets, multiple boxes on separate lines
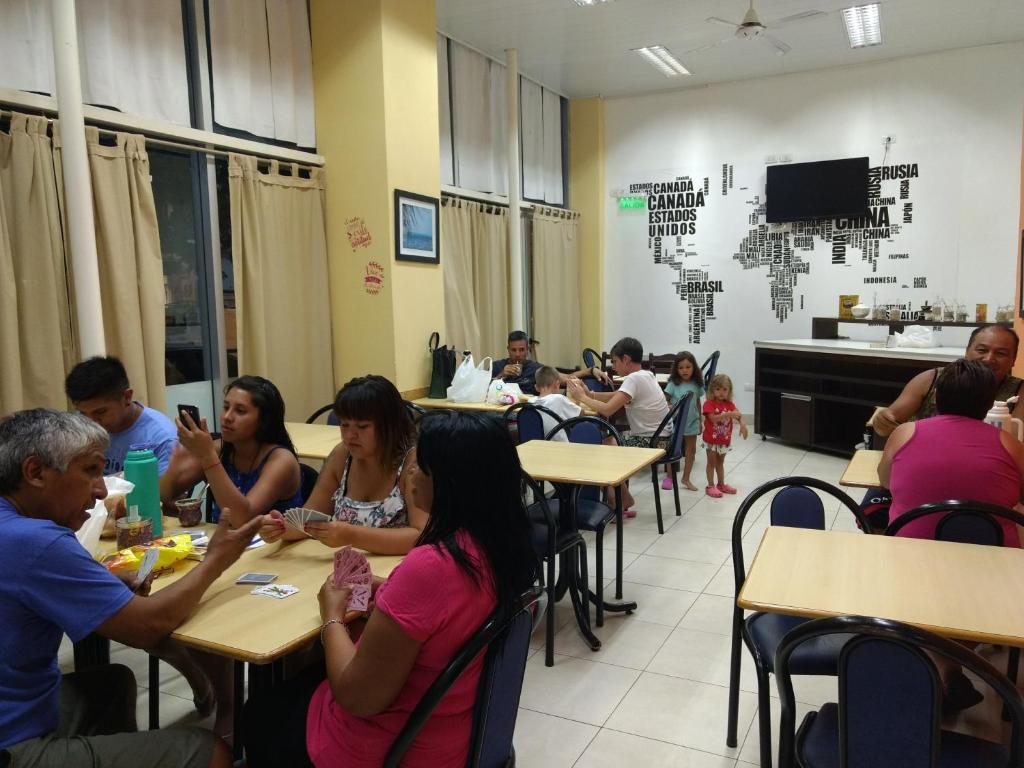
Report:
428,332,457,398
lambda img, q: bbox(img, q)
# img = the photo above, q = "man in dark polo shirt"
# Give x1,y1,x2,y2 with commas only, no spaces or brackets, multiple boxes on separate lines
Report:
491,330,611,395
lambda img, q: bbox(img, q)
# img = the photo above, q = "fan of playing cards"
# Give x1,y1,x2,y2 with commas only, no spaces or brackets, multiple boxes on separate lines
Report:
334,546,372,612
283,507,332,535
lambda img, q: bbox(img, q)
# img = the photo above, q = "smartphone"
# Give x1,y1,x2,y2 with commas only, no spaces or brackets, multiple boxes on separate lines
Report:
177,404,201,425
236,572,277,585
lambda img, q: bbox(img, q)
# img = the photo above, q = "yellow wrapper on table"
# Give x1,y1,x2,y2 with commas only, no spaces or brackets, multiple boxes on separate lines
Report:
99,534,193,573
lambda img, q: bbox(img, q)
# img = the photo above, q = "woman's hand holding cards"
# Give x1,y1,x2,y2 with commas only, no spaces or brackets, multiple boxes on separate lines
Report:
259,510,288,543
318,577,352,622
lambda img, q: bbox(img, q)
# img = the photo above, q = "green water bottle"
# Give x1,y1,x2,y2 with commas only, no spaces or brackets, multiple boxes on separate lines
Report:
124,446,161,537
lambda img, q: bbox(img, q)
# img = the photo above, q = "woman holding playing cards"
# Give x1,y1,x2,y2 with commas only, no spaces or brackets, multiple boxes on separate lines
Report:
243,410,539,767
259,375,428,555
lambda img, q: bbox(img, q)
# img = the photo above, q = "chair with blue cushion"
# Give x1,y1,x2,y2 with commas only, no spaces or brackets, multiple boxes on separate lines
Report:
701,350,721,393
886,500,1024,697
545,415,623,627
647,392,693,534
580,348,610,392
775,614,1024,768
727,476,870,768
503,402,566,444
403,400,427,424
306,403,339,426
521,472,589,666
384,586,544,767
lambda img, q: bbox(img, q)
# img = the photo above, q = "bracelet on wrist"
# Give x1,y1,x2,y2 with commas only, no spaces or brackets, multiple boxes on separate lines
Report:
320,618,349,643
203,459,221,472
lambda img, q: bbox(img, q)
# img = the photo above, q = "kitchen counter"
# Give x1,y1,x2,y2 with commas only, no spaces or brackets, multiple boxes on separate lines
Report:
754,338,962,362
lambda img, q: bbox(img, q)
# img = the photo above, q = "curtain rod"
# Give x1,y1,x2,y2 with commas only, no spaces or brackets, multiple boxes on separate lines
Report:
0,108,317,168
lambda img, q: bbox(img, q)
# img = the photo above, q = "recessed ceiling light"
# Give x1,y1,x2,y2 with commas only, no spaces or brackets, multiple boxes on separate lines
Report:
842,4,882,48
573,0,614,6
632,45,691,77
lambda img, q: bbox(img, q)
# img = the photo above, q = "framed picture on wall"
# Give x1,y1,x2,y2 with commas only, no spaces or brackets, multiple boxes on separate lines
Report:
394,189,439,264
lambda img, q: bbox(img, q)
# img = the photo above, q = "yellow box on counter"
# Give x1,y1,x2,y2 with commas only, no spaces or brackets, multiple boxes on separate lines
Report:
838,295,860,319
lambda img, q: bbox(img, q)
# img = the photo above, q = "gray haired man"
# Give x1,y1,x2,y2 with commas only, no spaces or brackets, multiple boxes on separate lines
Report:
0,409,261,768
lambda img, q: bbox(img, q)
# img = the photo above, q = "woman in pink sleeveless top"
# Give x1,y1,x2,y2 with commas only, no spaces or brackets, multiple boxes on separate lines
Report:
879,358,1024,546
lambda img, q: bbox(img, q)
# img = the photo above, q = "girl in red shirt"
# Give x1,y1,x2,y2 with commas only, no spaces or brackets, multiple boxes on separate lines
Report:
702,374,748,498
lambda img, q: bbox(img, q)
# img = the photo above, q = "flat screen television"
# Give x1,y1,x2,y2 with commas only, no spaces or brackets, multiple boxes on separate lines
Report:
765,157,869,223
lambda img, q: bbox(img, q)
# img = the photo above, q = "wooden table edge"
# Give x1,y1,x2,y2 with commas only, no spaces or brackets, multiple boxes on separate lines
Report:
522,447,666,487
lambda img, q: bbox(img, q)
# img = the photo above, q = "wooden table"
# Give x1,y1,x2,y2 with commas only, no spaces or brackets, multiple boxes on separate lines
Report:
738,526,1024,646
517,440,665,629
411,396,511,413
286,421,342,460
839,449,883,488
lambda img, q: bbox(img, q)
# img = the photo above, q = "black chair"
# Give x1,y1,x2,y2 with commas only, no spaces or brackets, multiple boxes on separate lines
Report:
384,586,544,767
299,463,319,502
648,353,676,375
404,400,427,424
886,500,1024,694
546,416,622,627
306,403,339,426
701,350,721,393
776,614,1024,768
648,392,693,535
727,477,870,768
580,348,610,392
522,472,589,667
582,347,602,370
503,402,566,444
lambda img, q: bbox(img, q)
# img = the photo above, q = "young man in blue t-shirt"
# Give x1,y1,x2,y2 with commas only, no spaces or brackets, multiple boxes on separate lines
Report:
65,356,178,476
0,409,261,768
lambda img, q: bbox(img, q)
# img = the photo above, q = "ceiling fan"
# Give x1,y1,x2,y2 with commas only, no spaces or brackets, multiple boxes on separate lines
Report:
691,1,827,56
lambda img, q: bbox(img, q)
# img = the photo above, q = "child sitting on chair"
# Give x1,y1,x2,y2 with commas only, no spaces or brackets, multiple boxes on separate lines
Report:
529,365,582,442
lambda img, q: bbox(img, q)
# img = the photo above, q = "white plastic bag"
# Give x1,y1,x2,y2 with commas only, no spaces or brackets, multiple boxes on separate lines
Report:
448,356,492,402
486,379,524,405
76,476,135,556
894,325,936,348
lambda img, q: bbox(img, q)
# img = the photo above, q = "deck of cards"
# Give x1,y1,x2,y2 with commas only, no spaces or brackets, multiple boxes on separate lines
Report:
334,546,372,612
283,507,332,536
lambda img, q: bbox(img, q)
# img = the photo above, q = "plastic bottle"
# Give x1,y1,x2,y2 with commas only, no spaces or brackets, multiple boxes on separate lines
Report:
124,446,162,537
984,401,1024,442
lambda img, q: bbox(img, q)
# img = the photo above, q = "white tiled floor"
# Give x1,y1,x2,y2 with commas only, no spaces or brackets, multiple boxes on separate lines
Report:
55,436,1014,766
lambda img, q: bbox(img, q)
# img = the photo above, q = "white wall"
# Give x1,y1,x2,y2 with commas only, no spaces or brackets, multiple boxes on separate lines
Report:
603,43,1024,413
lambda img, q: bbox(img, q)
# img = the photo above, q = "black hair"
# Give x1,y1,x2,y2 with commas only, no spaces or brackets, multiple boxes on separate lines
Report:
935,358,998,420
507,330,529,345
333,375,415,470
968,324,1020,353
610,337,643,363
65,356,130,402
414,411,539,609
669,351,703,387
220,376,295,466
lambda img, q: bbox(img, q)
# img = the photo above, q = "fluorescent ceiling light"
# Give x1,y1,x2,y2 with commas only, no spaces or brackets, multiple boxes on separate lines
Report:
842,4,882,48
632,45,691,77
573,0,614,6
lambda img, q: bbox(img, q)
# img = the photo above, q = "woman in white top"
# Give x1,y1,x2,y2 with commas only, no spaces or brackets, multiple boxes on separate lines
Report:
260,375,429,555
567,337,670,513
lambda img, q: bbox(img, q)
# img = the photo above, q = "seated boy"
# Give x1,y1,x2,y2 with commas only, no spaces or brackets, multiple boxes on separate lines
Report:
529,365,582,441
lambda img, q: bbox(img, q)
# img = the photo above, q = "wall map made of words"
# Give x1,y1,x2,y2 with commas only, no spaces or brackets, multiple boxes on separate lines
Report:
628,162,920,343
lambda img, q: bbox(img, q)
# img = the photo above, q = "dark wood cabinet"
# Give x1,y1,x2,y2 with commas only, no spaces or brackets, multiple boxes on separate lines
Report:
754,342,958,456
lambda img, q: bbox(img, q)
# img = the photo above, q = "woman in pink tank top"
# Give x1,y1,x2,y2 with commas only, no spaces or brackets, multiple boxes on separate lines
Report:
879,358,1024,546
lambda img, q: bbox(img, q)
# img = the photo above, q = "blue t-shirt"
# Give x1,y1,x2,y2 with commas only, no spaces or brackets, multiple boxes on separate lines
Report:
106,403,177,475
0,498,133,748
664,379,702,436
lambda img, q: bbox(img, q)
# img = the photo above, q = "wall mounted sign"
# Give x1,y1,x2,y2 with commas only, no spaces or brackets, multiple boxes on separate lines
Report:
345,216,372,250
364,261,384,295
394,189,439,264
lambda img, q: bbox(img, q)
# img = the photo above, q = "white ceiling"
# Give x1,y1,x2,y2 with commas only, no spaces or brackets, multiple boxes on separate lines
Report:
435,0,1024,98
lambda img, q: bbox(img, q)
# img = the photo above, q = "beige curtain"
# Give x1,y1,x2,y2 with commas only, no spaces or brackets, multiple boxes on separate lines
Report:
0,113,74,413
228,154,333,422
532,207,581,368
85,128,167,410
440,198,480,353
439,197,509,359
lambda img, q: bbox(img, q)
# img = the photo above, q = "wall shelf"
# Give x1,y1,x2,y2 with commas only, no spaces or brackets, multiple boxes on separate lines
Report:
811,317,1011,340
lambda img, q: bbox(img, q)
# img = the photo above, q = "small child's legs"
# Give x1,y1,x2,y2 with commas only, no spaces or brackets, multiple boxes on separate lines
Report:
705,449,734,495
681,435,698,490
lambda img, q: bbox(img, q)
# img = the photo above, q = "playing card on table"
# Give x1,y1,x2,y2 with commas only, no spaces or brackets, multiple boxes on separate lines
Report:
251,583,299,599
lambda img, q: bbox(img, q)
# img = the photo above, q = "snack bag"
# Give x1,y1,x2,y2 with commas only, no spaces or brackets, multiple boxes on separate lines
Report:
99,534,193,574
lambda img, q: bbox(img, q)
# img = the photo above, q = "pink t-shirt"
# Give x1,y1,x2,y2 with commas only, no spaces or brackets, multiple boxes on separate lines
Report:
888,415,1021,546
306,532,496,767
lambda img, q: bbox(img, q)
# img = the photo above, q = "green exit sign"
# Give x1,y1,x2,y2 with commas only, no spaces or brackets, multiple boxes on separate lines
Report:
618,196,646,209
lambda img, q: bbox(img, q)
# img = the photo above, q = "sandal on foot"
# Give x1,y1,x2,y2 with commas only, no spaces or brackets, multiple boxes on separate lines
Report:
706,486,723,498
717,483,737,495
622,508,637,519
660,476,674,490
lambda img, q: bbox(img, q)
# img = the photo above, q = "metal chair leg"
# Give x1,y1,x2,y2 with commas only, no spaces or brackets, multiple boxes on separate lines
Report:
672,461,682,517
148,655,160,729
727,608,744,748
756,668,774,768
594,527,605,627
545,553,556,667
651,466,664,534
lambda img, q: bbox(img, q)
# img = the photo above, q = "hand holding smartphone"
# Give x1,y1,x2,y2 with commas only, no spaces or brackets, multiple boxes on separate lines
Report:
177,404,201,426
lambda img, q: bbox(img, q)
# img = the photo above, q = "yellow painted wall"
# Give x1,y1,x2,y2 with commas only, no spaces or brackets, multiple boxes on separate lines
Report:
1016,108,1024,377
310,0,443,393
381,0,444,391
569,97,605,349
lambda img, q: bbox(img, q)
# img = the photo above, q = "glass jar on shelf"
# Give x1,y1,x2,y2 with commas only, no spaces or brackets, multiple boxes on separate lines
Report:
955,303,968,323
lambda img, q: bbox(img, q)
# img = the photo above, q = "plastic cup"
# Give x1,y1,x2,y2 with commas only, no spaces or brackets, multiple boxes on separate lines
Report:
175,498,204,527
116,517,153,549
